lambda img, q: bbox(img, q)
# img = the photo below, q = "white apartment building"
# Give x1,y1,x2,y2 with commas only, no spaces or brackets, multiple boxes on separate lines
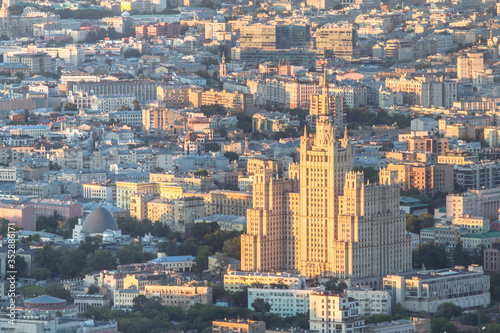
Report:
24,45,85,65
328,83,368,108
109,110,143,126
147,197,205,234
446,187,500,220
383,265,490,313
457,52,484,81
90,94,135,112
6,125,50,139
223,271,306,291
0,167,23,182
248,288,320,317
143,285,212,310
452,215,490,233
346,288,392,317
309,293,365,333
83,182,116,202
114,289,141,308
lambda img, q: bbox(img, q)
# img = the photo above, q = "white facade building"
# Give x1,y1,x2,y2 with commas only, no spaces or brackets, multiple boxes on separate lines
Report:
224,271,306,291
383,265,490,313
248,288,320,317
309,293,365,333
346,288,392,317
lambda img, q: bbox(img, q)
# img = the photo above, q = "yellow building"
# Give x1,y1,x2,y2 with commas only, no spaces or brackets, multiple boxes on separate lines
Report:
212,319,265,333
189,89,254,115
147,197,205,234
142,108,175,136
205,190,252,216
143,285,212,309
116,182,157,210
241,159,298,272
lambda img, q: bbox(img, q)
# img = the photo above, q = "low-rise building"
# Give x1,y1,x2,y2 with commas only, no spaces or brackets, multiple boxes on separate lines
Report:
143,285,212,310
309,293,365,333
212,319,265,333
248,288,320,317
114,289,141,308
224,271,306,291
346,288,392,317
383,265,490,313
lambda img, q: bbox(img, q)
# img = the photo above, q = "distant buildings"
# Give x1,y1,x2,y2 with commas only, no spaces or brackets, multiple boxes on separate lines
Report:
212,319,265,333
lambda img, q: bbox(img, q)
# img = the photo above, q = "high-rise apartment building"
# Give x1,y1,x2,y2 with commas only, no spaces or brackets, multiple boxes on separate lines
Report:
242,65,411,286
142,108,175,136
241,159,298,272
239,24,311,50
385,75,457,108
309,293,365,333
315,25,358,59
457,52,484,81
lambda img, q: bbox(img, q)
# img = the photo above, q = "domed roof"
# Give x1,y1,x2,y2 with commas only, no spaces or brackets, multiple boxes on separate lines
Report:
82,206,119,234
121,11,130,17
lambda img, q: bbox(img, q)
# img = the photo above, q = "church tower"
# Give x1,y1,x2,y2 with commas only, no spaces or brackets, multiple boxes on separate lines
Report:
219,53,227,78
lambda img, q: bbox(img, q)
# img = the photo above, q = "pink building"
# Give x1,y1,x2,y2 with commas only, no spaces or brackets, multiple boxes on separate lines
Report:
0,204,35,230
25,199,83,221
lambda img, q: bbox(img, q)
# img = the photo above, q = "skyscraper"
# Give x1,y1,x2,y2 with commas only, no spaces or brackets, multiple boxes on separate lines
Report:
241,62,411,287
241,159,298,272
296,62,353,277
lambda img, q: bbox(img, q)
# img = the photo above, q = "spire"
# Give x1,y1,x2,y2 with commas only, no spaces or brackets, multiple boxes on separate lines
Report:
344,125,348,141
322,59,328,91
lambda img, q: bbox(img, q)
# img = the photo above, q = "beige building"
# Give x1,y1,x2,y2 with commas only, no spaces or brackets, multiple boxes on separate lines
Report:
212,319,265,333
309,293,365,333
241,159,298,272
205,190,252,216
147,197,205,234
113,289,140,308
453,215,490,233
457,52,484,81
383,163,454,196
446,187,500,220
399,133,449,155
315,25,359,59
223,271,306,291
385,75,457,108
116,182,157,210
189,89,254,115
157,84,191,109
142,108,175,136
143,285,212,309
130,194,154,221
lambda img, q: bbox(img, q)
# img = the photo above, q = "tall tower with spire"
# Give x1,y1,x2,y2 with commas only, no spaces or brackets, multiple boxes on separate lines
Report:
219,53,227,78
309,60,344,133
296,60,354,278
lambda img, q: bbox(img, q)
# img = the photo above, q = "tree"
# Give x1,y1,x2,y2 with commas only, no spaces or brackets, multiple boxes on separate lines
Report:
413,241,450,269
56,248,86,279
132,100,141,110
223,151,239,162
324,277,347,293
406,213,435,234
194,169,209,177
89,250,116,271
192,246,212,278
251,298,271,314
431,317,457,333
124,49,142,58
87,285,100,294
0,218,9,234
115,242,154,265
222,236,241,260
32,268,51,281
14,256,28,277
435,302,462,320
37,211,62,232
452,239,472,266
213,253,231,279
46,283,71,301
63,102,78,111
118,104,131,111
